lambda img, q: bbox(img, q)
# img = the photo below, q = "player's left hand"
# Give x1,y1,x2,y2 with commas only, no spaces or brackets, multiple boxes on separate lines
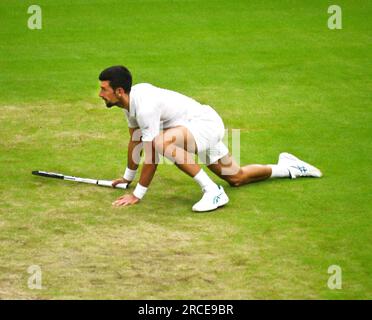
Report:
112,194,140,207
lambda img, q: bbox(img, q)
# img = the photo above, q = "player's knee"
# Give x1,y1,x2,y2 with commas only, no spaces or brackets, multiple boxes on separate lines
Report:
226,169,243,187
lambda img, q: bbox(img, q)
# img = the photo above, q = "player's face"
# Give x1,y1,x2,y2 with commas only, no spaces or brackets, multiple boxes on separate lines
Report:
99,81,120,108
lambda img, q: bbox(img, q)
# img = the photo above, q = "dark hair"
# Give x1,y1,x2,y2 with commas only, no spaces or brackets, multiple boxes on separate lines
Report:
99,65,132,93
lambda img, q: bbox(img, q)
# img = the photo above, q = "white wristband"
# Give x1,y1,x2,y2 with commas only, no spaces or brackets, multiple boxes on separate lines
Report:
123,167,137,182
133,183,148,200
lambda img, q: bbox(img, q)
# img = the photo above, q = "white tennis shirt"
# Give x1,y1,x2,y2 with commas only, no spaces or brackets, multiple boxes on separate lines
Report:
124,83,208,142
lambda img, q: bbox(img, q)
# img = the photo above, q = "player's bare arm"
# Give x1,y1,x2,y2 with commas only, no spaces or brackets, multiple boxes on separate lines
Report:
112,141,158,207
112,127,143,187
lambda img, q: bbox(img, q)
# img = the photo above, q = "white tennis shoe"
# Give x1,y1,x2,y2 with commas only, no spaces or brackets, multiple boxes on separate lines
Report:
192,186,229,212
278,152,322,179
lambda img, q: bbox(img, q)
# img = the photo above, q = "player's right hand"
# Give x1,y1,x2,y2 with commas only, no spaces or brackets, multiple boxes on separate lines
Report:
112,177,131,187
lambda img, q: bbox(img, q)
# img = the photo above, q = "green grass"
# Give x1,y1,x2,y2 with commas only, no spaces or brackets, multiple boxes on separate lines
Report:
0,0,371,299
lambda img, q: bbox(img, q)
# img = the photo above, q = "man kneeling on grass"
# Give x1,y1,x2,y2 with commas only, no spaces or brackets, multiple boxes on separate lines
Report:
98,66,322,212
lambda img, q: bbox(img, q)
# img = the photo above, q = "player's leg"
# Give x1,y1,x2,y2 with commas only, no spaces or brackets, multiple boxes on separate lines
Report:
154,126,228,211
154,126,199,177
208,152,322,186
207,153,272,187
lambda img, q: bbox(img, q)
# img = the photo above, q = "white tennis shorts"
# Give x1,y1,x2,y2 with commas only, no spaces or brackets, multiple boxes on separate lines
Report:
185,105,229,165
